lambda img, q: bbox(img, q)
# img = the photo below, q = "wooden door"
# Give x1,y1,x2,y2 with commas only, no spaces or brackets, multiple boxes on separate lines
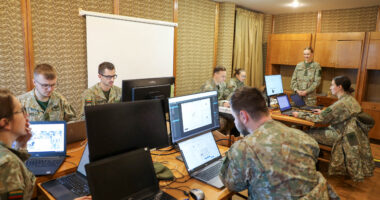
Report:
367,32,380,70
314,40,336,67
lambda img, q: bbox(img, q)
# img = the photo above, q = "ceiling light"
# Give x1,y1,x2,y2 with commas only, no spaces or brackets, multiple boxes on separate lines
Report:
289,0,300,8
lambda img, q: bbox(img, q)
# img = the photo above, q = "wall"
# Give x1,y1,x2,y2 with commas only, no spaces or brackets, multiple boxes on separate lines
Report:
216,2,235,76
0,1,27,95
265,6,379,95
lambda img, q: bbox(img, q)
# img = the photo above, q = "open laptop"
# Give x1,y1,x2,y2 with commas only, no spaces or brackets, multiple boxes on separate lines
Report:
42,144,90,200
66,120,87,144
178,131,224,189
290,94,323,111
26,121,66,176
85,148,176,200
276,95,296,116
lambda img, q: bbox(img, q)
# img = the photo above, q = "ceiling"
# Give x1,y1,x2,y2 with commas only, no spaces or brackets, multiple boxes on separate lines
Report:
216,0,380,14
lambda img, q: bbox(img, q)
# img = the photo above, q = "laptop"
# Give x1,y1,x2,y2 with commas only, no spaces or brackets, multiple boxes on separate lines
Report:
290,94,323,111
85,148,176,200
178,132,224,189
276,95,296,116
42,144,90,200
66,120,87,144
25,121,66,176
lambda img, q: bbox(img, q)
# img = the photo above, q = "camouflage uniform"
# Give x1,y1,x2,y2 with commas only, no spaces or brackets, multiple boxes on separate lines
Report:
297,93,375,181
200,79,229,106
18,89,77,122
79,83,121,119
0,142,35,200
219,120,339,199
227,77,244,99
290,61,322,106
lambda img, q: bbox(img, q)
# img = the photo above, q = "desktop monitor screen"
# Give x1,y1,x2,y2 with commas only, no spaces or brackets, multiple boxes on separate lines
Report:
168,91,220,144
84,99,169,162
121,77,175,102
265,74,284,96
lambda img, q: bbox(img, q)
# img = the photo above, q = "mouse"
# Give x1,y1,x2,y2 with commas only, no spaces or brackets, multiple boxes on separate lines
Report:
189,188,205,200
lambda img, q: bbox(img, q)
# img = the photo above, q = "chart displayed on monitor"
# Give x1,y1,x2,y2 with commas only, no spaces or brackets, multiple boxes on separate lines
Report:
28,123,65,153
168,91,220,143
265,74,284,96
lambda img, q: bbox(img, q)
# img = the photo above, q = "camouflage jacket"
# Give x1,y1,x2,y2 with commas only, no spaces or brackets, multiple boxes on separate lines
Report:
200,79,229,106
298,94,375,181
18,89,77,122
80,83,121,119
219,120,337,199
290,61,322,106
0,142,35,200
227,77,244,99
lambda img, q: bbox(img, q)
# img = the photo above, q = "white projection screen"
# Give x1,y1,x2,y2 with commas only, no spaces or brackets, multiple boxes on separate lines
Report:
82,11,176,88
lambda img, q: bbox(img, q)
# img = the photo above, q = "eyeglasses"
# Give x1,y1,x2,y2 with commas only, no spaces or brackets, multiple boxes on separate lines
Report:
100,74,118,79
14,107,27,116
34,79,57,89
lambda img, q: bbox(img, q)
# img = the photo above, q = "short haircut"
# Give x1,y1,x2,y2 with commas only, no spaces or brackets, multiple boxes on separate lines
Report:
213,66,226,74
0,89,15,122
98,62,115,74
304,47,314,53
230,87,269,120
234,68,245,76
34,63,57,80
333,75,354,93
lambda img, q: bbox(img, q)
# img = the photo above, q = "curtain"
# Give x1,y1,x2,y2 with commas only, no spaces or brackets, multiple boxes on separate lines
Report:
233,8,264,88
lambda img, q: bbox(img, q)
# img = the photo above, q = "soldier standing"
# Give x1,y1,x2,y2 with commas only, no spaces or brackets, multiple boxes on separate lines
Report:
290,47,321,106
220,87,339,199
18,64,76,121
80,62,121,119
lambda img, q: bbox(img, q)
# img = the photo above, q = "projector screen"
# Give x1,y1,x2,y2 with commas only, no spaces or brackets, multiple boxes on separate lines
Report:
83,11,176,88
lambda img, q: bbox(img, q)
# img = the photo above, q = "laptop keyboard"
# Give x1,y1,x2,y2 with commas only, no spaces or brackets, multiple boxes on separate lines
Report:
147,191,176,200
195,161,222,181
58,175,89,196
301,105,323,111
26,159,62,168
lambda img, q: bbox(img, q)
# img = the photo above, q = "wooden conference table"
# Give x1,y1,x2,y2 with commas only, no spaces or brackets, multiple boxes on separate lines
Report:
37,141,232,200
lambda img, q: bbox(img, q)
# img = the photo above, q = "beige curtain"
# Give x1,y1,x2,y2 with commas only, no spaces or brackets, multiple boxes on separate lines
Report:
233,8,264,88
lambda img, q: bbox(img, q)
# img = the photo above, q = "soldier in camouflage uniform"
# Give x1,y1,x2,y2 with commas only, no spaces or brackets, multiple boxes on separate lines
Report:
293,76,375,181
200,66,230,107
290,47,322,106
80,62,121,119
0,89,35,200
18,64,77,122
227,68,246,99
220,87,339,199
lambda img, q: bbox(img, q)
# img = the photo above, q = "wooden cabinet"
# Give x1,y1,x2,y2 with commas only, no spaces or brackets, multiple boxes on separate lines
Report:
314,33,365,68
268,34,312,66
366,32,380,70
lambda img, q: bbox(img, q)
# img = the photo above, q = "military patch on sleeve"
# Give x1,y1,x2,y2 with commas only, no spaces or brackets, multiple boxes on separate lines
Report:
346,132,359,146
8,190,23,200
318,69,321,77
85,99,92,106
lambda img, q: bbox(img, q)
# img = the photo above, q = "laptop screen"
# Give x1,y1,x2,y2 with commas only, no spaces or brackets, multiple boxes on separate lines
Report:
290,94,306,107
28,121,66,155
77,144,89,176
277,95,292,112
168,91,220,143
265,75,284,96
178,132,221,172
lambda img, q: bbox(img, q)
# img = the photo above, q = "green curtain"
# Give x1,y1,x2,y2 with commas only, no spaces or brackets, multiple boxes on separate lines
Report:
233,8,264,88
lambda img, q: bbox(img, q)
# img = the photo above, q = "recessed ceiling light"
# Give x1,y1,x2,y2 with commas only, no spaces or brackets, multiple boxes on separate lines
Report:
289,0,301,8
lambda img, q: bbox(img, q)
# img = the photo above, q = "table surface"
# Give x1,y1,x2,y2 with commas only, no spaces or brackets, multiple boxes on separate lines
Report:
37,144,232,200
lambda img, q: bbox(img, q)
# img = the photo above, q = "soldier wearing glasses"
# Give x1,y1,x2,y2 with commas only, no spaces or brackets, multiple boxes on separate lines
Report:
79,62,121,119
18,64,77,121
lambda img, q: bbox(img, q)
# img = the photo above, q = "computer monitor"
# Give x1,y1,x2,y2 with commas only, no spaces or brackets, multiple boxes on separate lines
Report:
121,77,175,102
168,91,220,144
84,99,169,162
264,74,284,96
